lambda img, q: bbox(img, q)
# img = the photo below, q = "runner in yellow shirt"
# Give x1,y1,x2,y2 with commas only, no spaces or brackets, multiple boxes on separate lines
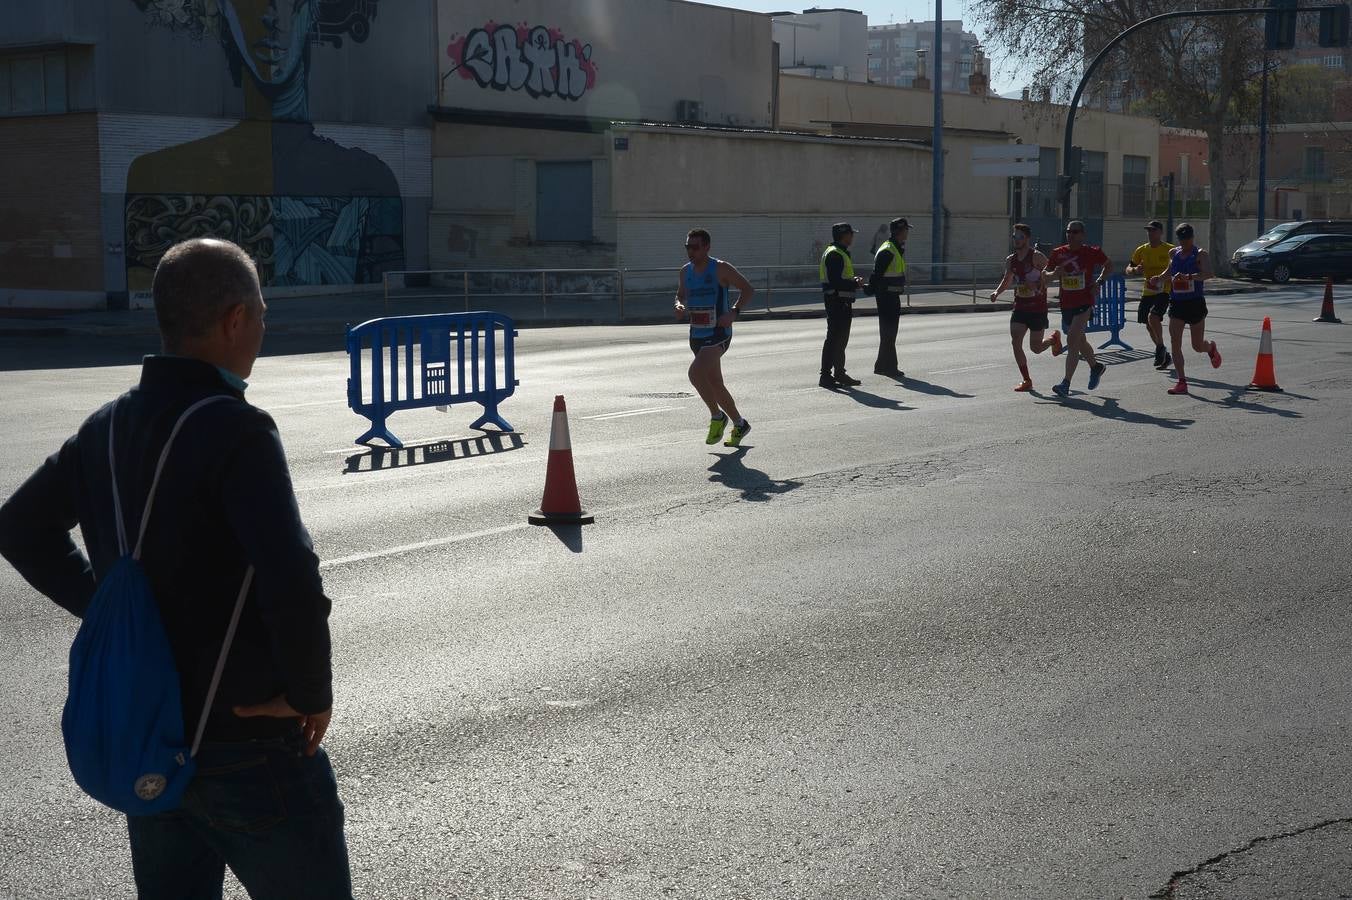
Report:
1125,220,1174,369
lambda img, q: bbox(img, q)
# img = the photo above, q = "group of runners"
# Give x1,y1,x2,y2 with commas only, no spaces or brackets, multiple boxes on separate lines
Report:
672,218,1223,448
991,218,1220,396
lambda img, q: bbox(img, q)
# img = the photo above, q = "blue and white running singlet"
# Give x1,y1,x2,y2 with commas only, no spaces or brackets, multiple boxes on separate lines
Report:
683,258,729,340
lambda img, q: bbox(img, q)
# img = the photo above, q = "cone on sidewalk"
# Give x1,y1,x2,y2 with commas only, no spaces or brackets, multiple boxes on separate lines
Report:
1314,276,1342,324
528,395,594,526
1246,317,1283,393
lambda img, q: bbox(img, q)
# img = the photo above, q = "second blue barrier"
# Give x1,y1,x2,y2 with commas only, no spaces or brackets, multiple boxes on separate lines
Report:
346,312,518,448
1087,274,1132,351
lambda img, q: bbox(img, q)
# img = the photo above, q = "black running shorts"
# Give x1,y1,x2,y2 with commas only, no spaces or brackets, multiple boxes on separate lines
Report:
1010,310,1050,331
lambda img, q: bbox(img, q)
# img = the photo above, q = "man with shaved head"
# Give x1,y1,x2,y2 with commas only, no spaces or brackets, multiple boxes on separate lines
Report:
0,239,352,897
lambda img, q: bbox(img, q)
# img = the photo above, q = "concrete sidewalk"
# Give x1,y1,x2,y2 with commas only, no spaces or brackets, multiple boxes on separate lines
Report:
0,277,1274,338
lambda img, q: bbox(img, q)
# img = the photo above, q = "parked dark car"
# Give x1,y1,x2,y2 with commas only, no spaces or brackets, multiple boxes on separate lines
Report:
1233,233,1352,283
1232,219,1352,267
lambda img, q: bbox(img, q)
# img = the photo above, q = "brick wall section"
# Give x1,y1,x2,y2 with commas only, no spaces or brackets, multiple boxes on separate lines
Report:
0,113,104,292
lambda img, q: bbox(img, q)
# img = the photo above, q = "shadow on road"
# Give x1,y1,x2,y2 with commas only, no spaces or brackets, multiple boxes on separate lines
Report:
1095,348,1154,366
707,448,802,501
1033,392,1194,430
1179,376,1312,418
840,386,913,411
0,332,347,371
898,376,974,399
344,432,526,473
545,523,584,554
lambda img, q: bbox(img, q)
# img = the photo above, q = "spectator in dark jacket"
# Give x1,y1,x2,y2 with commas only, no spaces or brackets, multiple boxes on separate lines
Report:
0,238,352,899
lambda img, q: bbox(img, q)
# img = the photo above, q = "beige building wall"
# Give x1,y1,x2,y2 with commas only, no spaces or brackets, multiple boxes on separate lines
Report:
440,0,774,127
431,120,1015,273
430,123,615,270
778,74,1161,187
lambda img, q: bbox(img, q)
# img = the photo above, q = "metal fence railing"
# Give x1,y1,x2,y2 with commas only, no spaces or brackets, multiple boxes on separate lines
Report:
383,261,1012,320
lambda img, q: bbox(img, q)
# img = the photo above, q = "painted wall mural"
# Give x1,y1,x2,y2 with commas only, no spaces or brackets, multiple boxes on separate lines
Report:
447,22,598,101
124,0,403,291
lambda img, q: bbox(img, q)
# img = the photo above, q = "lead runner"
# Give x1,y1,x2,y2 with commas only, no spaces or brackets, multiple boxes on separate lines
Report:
674,228,755,447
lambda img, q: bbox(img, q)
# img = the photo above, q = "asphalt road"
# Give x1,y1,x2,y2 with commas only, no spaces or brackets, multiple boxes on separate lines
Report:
1,285,1350,899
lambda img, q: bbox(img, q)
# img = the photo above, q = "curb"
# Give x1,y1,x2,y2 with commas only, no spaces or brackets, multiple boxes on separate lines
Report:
0,282,1281,338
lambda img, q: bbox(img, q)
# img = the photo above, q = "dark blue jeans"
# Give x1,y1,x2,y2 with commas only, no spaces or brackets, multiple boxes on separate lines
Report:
126,735,352,899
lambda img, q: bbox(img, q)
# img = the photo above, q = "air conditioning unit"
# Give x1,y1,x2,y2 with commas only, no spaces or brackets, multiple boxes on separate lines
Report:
676,99,703,124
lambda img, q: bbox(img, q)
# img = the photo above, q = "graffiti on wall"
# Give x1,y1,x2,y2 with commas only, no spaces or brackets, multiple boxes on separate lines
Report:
447,22,598,101
125,194,403,287
124,0,404,291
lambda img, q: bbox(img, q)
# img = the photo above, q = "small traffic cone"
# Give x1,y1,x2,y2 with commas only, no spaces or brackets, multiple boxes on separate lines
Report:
1245,317,1283,393
1314,277,1342,323
528,395,594,525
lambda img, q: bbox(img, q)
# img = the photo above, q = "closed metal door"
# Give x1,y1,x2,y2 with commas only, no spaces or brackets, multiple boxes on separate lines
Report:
536,161,593,242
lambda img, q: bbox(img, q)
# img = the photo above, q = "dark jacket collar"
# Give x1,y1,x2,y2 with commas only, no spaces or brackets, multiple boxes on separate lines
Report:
138,355,246,398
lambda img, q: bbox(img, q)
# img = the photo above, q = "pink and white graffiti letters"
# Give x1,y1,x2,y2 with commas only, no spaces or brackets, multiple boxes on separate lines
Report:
448,22,598,101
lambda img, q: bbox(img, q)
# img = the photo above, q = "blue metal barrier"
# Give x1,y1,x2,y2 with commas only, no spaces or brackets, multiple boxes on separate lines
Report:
1087,274,1132,350
346,312,518,448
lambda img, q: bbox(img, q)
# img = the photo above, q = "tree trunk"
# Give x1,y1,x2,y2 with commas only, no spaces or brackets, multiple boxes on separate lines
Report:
1206,124,1231,276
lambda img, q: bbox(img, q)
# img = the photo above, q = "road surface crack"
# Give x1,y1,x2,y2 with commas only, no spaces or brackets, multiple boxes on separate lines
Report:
1150,816,1352,898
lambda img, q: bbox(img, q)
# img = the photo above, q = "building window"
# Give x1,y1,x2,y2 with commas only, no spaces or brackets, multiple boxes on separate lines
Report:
1123,154,1149,216
1304,147,1326,180
0,51,69,116
868,39,882,52
536,161,594,242
1323,54,1344,68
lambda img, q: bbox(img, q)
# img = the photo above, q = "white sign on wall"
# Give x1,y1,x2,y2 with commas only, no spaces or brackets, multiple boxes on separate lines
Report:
971,144,1041,177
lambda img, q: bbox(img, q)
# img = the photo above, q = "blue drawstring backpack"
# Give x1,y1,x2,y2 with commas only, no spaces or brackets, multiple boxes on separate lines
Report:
62,396,253,815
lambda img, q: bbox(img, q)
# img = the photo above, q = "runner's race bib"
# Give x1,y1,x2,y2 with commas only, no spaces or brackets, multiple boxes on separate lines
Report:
1062,274,1085,291
1172,275,1195,292
1015,283,1036,298
690,309,714,327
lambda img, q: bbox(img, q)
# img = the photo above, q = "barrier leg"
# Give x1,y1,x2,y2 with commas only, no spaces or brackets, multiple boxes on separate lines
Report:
1097,331,1133,351
354,330,403,448
470,406,515,433
355,420,404,449
470,321,515,432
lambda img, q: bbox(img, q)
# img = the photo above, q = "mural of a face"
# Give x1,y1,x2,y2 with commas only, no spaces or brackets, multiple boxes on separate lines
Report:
220,0,317,90
124,0,404,291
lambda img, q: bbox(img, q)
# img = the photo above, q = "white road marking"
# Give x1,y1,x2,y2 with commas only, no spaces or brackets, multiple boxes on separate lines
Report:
320,522,530,568
929,362,1005,375
267,399,347,411
582,406,682,420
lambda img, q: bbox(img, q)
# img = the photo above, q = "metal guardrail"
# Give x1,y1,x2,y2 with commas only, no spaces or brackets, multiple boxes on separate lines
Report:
382,262,1012,318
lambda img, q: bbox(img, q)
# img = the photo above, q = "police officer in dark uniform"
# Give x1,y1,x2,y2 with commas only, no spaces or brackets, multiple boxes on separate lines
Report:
819,222,865,388
870,217,910,377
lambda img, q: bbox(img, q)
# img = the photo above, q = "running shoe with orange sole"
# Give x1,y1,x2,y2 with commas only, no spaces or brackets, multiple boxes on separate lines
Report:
1208,341,1221,368
1167,379,1189,395
1014,380,1033,392
1050,330,1064,357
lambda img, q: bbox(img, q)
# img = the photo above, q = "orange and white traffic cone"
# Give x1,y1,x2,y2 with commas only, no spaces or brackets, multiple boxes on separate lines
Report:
1314,276,1342,324
1245,317,1283,393
528,395,594,525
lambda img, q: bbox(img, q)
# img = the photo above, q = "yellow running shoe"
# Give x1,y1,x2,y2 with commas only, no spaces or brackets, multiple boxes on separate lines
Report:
724,419,751,448
705,414,728,445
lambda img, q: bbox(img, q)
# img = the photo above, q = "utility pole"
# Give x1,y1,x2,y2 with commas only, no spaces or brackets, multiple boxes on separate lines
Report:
932,3,944,274
1258,51,1270,235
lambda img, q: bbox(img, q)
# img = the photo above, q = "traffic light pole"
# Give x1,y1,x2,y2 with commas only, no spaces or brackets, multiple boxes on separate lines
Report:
1058,5,1338,223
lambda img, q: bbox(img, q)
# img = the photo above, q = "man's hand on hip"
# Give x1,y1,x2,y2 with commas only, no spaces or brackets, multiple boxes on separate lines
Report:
234,694,333,756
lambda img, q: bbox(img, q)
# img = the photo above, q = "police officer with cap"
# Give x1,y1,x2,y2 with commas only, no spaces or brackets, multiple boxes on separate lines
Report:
870,217,910,377
819,222,866,388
